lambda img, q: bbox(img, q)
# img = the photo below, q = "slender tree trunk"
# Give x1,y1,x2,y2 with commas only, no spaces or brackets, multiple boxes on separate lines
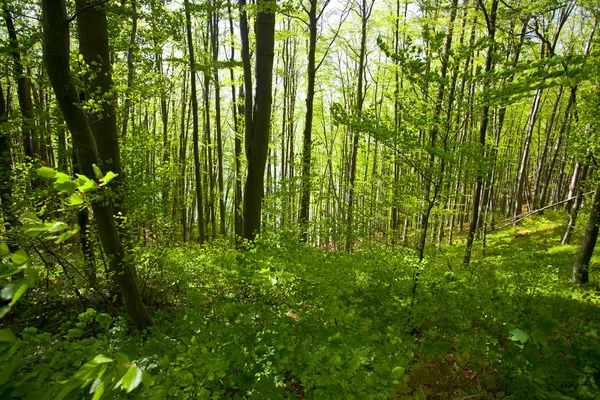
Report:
121,0,137,137
539,87,575,208
514,88,543,221
228,5,243,240
0,80,12,228
464,0,497,264
345,0,374,252
3,3,35,159
184,0,205,243
211,5,226,236
299,0,319,242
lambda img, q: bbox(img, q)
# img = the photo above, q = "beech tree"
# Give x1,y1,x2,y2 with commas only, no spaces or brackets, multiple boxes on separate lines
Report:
42,0,153,329
242,0,276,240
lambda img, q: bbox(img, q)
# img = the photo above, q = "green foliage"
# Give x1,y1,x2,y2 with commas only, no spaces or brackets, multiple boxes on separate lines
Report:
3,212,600,398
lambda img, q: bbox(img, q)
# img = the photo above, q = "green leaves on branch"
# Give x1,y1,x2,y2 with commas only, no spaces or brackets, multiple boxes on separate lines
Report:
37,164,117,199
53,352,152,399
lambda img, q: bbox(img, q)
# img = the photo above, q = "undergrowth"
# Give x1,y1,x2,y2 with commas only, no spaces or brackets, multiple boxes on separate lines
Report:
2,212,600,399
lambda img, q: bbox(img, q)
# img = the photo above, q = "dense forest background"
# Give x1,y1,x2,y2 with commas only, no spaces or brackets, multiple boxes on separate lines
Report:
1,0,600,398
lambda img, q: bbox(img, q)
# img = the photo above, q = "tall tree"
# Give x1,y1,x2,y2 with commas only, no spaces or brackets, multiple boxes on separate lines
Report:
298,0,334,242
573,183,600,284
345,0,374,252
0,80,12,224
184,0,205,244
464,0,498,264
42,0,153,329
242,0,276,240
3,1,35,159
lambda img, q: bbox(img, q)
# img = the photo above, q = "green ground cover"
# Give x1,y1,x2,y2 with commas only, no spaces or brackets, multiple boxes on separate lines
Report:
2,212,600,399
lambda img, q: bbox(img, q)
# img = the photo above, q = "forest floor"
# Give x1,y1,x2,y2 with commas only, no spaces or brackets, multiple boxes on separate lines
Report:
5,211,600,399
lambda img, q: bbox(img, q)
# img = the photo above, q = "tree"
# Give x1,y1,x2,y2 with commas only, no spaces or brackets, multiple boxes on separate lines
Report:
184,0,206,244
42,0,153,329
3,1,35,159
298,0,335,242
242,0,276,240
573,183,600,284
464,0,498,265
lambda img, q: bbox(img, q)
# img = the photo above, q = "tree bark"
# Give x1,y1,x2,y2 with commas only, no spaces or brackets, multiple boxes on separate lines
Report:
42,0,153,329
228,4,243,240
184,0,206,244
3,2,35,159
464,0,497,264
211,5,226,236
345,0,374,252
121,0,137,138
0,80,12,226
242,0,276,240
573,184,600,284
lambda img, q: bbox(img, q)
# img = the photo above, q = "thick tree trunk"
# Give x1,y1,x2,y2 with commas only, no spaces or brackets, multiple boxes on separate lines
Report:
573,184,600,284
42,0,153,329
184,0,205,244
242,0,275,240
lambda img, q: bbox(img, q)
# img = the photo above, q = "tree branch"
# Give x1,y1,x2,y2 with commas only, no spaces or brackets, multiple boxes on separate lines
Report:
68,0,110,23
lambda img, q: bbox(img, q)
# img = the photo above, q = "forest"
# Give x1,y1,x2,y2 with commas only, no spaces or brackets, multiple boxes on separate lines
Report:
0,0,599,398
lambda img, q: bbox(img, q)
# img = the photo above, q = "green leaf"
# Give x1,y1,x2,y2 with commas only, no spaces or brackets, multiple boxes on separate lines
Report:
99,171,116,186
1,278,31,305
0,328,17,343
91,354,114,365
22,212,42,224
91,379,105,400
0,306,10,319
77,175,97,193
37,167,57,179
55,228,79,244
93,164,103,179
69,193,84,207
67,328,83,338
54,180,77,194
120,364,143,393
509,328,529,344
0,242,10,256
47,221,68,233
10,250,28,266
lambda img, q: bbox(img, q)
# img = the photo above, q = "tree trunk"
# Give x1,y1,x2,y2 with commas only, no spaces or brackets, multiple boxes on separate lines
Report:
0,80,12,228
184,0,205,244
42,0,153,329
3,3,35,159
121,0,137,137
573,184,600,284
242,0,275,240
210,5,226,236
345,0,374,252
228,4,243,241
299,0,319,242
464,0,497,264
